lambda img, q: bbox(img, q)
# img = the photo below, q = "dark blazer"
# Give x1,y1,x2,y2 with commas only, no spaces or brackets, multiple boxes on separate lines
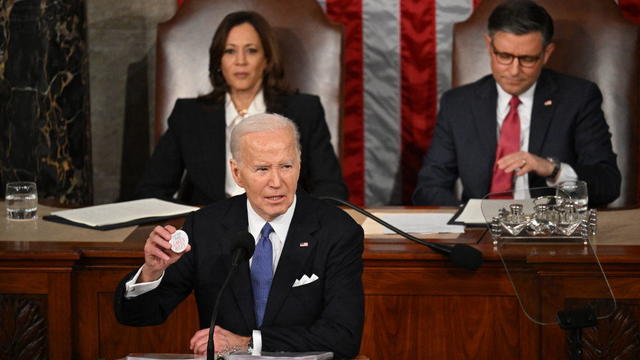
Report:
412,69,621,207
136,93,348,205
114,193,364,359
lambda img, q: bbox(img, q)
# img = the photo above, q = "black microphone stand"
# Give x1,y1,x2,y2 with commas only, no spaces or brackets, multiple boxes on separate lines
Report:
319,196,483,270
207,263,241,360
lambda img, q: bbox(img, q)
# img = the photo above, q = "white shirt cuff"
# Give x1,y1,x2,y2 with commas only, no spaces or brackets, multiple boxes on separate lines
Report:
251,330,262,355
546,162,578,187
124,265,164,299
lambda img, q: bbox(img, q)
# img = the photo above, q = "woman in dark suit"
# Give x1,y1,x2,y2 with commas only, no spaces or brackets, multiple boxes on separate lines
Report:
136,11,348,205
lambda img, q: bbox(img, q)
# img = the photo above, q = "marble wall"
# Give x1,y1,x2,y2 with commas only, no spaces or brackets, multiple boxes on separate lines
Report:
0,0,91,205
87,0,175,204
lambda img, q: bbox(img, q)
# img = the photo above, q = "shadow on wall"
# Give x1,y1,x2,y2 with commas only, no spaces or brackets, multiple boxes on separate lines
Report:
119,55,151,202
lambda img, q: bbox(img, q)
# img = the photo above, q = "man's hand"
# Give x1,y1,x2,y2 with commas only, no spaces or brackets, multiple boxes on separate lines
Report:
189,326,251,355
496,151,556,178
139,225,191,283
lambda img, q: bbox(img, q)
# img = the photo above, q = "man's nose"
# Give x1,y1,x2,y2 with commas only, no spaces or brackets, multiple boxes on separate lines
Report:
268,170,282,187
507,58,522,76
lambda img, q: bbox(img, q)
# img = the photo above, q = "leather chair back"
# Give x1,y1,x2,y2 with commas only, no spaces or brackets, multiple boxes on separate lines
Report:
452,0,640,208
156,0,344,153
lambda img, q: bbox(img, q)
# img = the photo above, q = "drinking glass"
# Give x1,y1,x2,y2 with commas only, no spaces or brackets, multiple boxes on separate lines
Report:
5,181,38,220
557,180,588,212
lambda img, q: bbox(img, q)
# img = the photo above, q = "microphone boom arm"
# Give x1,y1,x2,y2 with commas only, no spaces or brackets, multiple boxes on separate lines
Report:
319,196,483,270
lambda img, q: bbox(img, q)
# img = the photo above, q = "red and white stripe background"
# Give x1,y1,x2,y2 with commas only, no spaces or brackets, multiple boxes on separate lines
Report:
180,0,640,206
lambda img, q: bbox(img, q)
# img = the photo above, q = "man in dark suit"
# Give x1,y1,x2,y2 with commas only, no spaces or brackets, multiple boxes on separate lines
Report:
114,113,364,358
413,0,620,207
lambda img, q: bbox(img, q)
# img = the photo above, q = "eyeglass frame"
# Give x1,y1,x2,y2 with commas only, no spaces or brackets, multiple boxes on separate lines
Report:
490,40,546,68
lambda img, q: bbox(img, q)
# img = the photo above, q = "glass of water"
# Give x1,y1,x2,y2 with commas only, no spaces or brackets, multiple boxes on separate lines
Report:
5,181,38,220
557,180,588,212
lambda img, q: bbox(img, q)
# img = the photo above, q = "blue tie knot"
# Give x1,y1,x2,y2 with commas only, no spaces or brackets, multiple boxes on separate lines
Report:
260,222,274,240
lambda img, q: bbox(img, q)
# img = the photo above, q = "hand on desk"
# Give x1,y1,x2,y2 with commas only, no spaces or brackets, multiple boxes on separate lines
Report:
189,325,251,355
140,225,192,283
495,151,556,178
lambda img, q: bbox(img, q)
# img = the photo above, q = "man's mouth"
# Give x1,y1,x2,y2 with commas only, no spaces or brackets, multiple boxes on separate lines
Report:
265,195,285,202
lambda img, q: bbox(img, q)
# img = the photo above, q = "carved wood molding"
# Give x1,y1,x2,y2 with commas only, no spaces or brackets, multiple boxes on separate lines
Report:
566,299,640,360
0,294,48,360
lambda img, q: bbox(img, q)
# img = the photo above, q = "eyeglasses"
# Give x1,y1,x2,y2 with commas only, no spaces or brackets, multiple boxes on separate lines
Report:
491,42,544,68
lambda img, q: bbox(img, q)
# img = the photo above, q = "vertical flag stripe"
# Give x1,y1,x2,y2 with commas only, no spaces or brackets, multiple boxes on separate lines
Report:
363,0,402,205
400,0,438,204
619,0,640,23
326,0,366,205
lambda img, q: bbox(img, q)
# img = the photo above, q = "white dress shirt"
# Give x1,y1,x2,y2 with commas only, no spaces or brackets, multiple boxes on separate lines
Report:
495,83,577,199
225,90,266,197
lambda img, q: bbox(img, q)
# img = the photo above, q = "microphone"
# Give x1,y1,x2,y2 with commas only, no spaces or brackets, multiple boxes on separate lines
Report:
320,196,483,271
207,231,255,360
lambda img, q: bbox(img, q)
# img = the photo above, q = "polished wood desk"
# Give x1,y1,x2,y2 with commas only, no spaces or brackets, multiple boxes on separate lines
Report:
2,208,640,359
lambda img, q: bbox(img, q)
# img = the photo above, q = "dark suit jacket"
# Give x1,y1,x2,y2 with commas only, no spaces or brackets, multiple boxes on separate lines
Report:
114,193,364,359
136,93,348,205
412,69,621,207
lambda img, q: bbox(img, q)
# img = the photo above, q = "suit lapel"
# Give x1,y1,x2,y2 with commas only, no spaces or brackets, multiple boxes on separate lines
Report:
472,78,499,158
224,196,257,331
262,196,319,326
529,70,558,156
472,78,499,190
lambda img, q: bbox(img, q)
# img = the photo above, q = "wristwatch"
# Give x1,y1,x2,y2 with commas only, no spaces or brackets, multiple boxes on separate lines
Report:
546,157,560,179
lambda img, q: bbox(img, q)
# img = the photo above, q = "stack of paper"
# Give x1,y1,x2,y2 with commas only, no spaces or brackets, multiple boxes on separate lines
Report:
43,198,199,230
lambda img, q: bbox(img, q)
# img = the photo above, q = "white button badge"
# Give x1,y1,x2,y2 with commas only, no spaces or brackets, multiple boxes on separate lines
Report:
169,229,189,253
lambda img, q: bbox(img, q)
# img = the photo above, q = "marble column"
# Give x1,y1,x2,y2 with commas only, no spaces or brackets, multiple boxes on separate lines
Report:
0,0,91,205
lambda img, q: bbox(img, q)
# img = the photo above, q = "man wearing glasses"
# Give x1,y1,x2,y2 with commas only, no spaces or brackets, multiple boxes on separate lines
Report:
413,0,620,206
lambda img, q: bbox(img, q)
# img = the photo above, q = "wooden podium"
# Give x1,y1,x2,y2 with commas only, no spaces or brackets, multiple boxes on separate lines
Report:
2,205,640,359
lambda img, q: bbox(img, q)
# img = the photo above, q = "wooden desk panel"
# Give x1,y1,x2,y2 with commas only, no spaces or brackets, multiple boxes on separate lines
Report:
0,258,75,360
2,213,640,359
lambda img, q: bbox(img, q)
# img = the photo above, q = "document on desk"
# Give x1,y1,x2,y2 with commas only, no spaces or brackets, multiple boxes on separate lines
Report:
225,351,333,360
43,198,199,230
448,199,535,226
449,199,487,225
125,352,332,360
376,213,465,234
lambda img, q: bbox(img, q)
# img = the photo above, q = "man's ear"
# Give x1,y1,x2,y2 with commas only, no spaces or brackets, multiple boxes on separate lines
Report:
230,159,244,188
484,34,493,55
542,42,555,65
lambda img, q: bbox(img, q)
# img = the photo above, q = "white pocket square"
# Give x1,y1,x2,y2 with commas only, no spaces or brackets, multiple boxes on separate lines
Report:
292,274,319,287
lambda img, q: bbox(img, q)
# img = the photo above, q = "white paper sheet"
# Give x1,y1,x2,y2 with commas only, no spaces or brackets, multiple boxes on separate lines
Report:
51,198,199,227
378,213,464,234
454,198,536,225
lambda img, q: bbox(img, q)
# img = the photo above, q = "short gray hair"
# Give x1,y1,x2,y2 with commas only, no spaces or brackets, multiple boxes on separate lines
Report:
230,113,301,162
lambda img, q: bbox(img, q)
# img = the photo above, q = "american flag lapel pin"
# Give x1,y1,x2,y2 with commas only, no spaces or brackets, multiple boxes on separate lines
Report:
544,100,552,106
299,242,309,247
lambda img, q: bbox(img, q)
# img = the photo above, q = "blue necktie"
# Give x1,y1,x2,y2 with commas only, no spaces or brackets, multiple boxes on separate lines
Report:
251,223,274,327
